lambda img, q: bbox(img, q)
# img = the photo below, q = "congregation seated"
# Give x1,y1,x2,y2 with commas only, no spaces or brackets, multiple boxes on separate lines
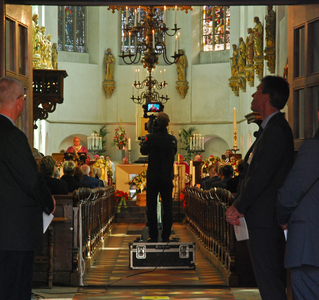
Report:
80,164,101,188
226,159,244,194
94,167,107,187
208,165,234,190
61,161,88,193
39,156,68,195
202,164,220,190
74,166,84,182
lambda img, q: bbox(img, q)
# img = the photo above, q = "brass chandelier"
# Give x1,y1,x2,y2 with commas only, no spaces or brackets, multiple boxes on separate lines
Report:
108,5,192,105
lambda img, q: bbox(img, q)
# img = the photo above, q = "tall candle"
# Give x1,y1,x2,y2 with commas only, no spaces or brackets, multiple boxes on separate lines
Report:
134,9,137,26
233,107,237,148
126,6,128,25
152,30,155,49
178,32,180,50
178,154,180,163
192,166,196,186
138,6,141,23
122,32,125,50
128,138,131,150
174,164,178,175
189,160,193,175
175,5,177,24
129,32,131,49
202,137,204,150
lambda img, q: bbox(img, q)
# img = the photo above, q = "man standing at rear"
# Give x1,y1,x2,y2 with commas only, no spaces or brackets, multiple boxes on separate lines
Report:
140,112,177,242
0,77,55,299
226,76,294,300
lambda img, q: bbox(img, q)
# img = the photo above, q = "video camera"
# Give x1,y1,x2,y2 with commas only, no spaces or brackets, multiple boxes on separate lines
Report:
142,102,164,119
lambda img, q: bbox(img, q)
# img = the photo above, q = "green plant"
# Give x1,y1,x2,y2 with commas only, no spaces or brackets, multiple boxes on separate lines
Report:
179,127,196,162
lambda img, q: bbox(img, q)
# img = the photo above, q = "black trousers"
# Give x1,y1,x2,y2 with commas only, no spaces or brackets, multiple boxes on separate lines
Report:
0,250,35,300
146,178,173,240
247,228,287,300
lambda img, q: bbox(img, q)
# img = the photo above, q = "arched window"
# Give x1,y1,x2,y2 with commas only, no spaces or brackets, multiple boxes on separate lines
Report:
58,6,86,52
203,6,230,52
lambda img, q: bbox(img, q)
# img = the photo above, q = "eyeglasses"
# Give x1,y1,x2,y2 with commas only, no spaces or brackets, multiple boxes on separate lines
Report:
16,94,27,100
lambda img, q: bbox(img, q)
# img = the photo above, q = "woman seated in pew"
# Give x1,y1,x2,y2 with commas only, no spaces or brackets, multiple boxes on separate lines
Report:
61,161,88,193
39,156,68,195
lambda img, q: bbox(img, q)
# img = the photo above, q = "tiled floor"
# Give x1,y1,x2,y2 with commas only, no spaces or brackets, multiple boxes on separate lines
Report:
32,223,262,300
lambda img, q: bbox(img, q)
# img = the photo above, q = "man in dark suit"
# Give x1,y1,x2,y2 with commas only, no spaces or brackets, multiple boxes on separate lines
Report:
0,77,55,299
277,131,319,299
202,164,220,190
80,164,101,188
210,165,233,189
226,76,294,300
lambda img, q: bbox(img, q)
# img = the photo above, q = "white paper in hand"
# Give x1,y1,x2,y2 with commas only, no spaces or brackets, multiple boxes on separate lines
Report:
234,217,249,241
43,212,54,233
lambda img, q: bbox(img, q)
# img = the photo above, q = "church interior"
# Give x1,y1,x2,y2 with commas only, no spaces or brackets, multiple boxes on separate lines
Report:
1,1,319,299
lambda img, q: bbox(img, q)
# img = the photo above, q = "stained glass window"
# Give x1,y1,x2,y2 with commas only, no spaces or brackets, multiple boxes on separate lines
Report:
121,7,164,53
58,6,85,52
203,6,230,52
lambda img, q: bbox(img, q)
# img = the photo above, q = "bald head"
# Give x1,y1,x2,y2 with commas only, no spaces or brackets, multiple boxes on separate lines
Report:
80,164,90,175
0,77,25,121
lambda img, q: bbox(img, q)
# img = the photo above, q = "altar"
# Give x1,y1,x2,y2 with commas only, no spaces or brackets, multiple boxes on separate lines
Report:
115,164,148,194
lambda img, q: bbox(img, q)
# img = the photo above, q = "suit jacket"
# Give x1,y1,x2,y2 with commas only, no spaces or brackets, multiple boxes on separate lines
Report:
0,114,54,251
203,176,220,190
81,174,101,189
277,137,319,268
233,112,294,229
45,176,68,195
61,174,88,192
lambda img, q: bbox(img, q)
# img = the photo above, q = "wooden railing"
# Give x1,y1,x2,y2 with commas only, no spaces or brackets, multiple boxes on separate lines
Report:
184,186,256,286
33,186,115,287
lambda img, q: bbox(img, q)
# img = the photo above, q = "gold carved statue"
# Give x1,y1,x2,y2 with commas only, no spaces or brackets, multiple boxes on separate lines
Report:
265,5,276,48
104,48,115,81
176,50,188,81
253,16,263,58
176,50,189,99
230,44,239,77
238,37,246,74
246,28,254,66
52,43,58,70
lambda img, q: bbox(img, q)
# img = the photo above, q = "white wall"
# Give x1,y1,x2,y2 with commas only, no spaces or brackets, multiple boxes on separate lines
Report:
33,5,289,163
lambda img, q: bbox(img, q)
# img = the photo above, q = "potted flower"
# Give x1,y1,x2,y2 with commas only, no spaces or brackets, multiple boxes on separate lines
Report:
127,170,147,206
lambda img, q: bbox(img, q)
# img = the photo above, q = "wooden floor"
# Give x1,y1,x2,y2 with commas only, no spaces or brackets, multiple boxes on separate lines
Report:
33,222,260,299
74,222,236,299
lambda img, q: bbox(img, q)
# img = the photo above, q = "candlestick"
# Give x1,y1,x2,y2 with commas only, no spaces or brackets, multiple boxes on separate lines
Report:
152,30,155,49
178,32,180,50
128,138,131,151
192,166,196,186
129,32,131,49
122,32,125,50
134,9,137,27
163,6,166,24
174,164,178,176
189,160,193,175
178,154,180,163
138,6,141,23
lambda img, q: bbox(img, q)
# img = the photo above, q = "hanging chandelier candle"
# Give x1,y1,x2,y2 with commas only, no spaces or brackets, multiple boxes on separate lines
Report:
131,68,169,105
108,5,192,70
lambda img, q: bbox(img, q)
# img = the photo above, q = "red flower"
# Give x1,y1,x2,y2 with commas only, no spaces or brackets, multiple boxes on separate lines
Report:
179,193,185,201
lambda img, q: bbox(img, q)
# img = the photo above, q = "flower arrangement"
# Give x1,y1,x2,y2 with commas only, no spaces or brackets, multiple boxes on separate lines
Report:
112,126,128,149
114,190,130,212
201,155,222,174
114,190,130,202
128,170,147,194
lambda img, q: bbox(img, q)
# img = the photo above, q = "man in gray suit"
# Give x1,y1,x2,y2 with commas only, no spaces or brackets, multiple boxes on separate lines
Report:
277,130,319,300
0,77,55,299
226,76,294,300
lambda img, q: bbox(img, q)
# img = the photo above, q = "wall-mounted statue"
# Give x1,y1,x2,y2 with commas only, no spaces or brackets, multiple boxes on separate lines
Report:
245,28,255,87
104,48,115,81
264,5,276,73
253,16,263,57
52,43,58,70
176,50,189,99
229,44,239,96
253,16,264,80
238,37,246,92
103,48,115,99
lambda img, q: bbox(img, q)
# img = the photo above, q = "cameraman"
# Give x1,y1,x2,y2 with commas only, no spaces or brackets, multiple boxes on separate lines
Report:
140,112,177,242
